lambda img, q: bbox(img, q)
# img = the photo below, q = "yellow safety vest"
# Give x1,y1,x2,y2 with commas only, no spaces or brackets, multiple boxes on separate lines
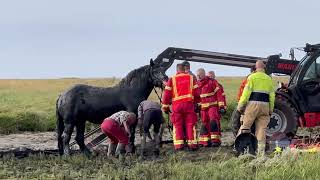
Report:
239,71,275,111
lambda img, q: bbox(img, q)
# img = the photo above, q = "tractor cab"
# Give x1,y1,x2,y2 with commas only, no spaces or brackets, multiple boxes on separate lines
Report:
286,44,320,127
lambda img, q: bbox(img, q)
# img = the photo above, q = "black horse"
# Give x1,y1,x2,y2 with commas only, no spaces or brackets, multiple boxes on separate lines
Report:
56,59,170,155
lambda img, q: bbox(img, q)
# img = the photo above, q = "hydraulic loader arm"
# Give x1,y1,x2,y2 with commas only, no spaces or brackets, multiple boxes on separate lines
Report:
154,47,299,75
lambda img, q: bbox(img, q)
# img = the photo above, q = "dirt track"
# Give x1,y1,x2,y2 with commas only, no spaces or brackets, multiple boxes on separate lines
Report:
0,131,235,152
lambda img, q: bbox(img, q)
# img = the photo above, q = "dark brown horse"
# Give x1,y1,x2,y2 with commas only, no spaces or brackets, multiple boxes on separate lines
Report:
56,59,171,155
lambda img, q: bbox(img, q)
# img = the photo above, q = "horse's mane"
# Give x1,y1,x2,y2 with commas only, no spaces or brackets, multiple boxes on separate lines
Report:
117,65,151,88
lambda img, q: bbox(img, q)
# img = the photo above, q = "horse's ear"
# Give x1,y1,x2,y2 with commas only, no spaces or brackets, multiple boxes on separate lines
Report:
150,58,155,67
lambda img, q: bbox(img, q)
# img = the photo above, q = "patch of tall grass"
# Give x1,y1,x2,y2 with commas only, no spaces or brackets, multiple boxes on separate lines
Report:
0,149,319,179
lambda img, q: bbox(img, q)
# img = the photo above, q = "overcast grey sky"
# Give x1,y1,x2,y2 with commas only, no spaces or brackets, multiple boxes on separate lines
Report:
0,0,319,79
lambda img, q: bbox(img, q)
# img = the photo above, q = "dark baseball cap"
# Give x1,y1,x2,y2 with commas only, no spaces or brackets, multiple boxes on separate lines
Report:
182,61,190,67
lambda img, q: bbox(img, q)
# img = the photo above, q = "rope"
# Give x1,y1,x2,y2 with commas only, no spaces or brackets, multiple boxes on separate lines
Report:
153,87,162,104
153,87,173,137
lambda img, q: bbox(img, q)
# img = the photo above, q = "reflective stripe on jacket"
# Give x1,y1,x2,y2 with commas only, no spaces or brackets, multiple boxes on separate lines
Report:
161,72,199,109
239,71,275,111
198,76,224,110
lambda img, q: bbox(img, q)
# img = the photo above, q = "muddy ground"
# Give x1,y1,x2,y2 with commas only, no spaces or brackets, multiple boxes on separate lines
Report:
0,131,235,152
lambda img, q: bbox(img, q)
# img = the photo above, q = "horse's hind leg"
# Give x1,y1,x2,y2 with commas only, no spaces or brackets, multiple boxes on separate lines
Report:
63,123,75,155
75,121,91,156
128,123,137,153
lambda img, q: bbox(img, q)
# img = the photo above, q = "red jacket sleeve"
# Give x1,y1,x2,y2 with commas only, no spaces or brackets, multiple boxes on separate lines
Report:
192,76,200,104
237,79,247,102
211,80,224,108
161,78,173,111
218,83,227,109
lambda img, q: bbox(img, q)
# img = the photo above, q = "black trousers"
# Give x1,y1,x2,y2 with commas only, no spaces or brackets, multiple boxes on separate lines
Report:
143,109,163,134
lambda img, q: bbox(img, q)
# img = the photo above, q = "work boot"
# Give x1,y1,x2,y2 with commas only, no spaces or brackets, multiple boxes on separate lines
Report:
257,142,266,157
211,142,221,147
174,147,185,152
116,143,126,162
188,146,198,152
107,143,117,157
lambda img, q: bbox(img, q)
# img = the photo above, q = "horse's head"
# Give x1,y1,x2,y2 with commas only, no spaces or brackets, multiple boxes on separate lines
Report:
149,59,168,89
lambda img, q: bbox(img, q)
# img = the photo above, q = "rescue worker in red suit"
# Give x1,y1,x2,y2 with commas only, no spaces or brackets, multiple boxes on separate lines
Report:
161,64,200,151
197,68,225,147
208,71,227,112
100,111,136,158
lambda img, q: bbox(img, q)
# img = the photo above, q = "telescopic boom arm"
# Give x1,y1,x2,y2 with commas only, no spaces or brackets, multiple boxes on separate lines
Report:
154,47,299,75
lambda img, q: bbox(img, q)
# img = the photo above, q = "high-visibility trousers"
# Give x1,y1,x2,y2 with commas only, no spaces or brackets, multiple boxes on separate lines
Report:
170,101,198,150
199,106,221,146
101,118,129,145
238,102,270,153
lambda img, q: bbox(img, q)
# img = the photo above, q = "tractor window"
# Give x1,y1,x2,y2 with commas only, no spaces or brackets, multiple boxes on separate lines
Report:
303,56,320,80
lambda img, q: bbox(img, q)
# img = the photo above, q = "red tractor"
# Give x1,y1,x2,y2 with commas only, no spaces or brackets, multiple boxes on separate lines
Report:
154,43,320,137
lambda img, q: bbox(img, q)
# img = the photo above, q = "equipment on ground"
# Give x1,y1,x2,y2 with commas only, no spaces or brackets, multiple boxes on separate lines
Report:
154,43,320,138
234,129,257,156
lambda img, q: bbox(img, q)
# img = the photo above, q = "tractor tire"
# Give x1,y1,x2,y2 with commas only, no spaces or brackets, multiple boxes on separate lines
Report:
267,97,298,137
230,97,298,137
230,109,241,137
230,109,255,137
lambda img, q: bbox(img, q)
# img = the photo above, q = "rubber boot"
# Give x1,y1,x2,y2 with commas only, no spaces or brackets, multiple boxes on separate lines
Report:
107,143,117,157
199,124,210,147
210,121,221,147
211,141,221,147
257,142,266,157
116,143,126,162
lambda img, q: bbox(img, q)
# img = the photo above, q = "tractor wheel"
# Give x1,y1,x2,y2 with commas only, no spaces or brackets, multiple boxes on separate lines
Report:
230,109,255,137
230,97,298,137
267,97,298,137
230,109,241,137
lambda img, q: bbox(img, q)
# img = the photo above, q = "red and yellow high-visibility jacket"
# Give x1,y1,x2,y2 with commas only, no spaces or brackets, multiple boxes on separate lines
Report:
198,76,224,110
161,72,199,111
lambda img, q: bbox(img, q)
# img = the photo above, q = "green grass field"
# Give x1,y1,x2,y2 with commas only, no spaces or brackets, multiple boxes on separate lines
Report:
0,77,243,134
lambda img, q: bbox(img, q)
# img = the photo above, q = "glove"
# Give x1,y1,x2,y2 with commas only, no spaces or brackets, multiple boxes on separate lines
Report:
269,109,273,116
194,104,200,113
219,107,226,115
162,107,169,114
237,104,246,115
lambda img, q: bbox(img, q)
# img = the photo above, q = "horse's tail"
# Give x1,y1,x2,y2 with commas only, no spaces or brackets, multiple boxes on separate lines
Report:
56,95,64,155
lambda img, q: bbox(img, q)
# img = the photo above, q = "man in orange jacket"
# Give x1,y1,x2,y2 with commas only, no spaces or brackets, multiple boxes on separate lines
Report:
197,68,225,147
162,64,200,151
237,66,256,101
